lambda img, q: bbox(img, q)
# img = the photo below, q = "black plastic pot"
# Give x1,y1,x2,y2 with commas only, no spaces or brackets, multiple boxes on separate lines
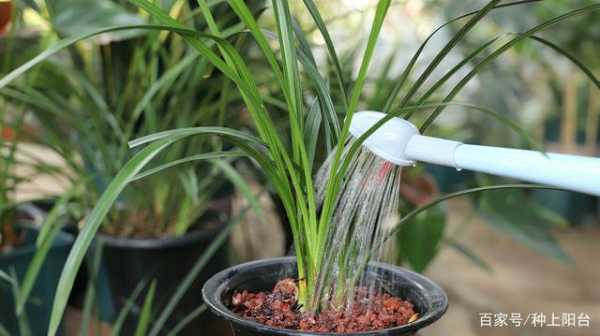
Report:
99,222,229,335
28,199,116,322
203,257,448,336
0,226,72,335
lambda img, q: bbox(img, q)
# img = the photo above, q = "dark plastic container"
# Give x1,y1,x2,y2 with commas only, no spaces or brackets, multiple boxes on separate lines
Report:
0,226,73,335
99,222,229,335
28,199,116,323
203,257,448,336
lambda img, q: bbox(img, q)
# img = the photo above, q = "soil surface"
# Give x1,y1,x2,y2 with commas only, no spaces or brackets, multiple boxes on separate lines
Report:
231,278,417,333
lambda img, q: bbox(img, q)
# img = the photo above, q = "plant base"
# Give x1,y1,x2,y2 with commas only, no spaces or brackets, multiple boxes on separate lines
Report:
232,278,417,333
203,257,448,335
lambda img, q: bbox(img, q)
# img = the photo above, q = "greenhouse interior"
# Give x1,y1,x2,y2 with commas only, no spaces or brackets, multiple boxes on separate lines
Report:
0,0,599,335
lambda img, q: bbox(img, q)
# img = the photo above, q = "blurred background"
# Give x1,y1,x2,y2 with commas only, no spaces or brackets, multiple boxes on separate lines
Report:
1,0,598,335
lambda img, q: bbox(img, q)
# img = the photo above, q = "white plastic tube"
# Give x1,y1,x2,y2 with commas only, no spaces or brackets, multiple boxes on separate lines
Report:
405,135,600,196
454,145,600,196
350,111,600,196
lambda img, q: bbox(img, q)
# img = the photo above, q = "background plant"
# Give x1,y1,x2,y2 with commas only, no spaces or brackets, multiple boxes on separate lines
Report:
0,0,273,238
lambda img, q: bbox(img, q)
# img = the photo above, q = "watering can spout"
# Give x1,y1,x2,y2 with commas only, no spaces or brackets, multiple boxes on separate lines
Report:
349,111,600,196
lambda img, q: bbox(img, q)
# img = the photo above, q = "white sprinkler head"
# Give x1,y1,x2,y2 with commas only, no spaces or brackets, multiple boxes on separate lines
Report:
349,111,419,167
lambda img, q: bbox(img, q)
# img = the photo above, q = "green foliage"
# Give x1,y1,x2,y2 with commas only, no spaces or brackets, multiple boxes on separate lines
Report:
110,279,148,336
397,204,446,273
476,189,571,262
134,280,156,336
48,138,176,336
2,1,254,237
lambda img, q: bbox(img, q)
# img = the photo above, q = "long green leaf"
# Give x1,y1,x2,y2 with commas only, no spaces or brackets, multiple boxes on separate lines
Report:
165,305,207,336
226,0,286,89
125,53,200,139
129,2,306,276
134,280,156,336
273,0,304,133
529,35,600,89
427,101,543,151
347,184,564,289
291,22,340,143
272,0,318,255
399,0,501,109
420,4,600,131
377,184,564,250
302,0,348,108
382,0,542,112
0,24,203,90
131,150,244,181
147,195,258,336
213,160,268,229
128,128,278,182
304,97,323,167
411,34,600,120
317,0,392,259
47,138,178,336
415,36,501,106
297,50,341,141
110,279,149,336
128,126,265,148
128,1,287,160
0,270,12,285
79,241,104,336
17,187,74,315
9,270,31,336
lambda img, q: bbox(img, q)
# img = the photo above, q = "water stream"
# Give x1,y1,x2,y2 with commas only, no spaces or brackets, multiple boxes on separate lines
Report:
314,139,402,312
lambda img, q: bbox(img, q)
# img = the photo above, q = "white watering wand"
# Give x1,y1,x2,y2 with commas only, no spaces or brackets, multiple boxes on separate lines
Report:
349,111,600,196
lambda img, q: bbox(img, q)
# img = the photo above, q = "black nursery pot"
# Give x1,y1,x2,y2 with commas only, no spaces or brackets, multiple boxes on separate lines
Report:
99,222,229,335
203,257,448,336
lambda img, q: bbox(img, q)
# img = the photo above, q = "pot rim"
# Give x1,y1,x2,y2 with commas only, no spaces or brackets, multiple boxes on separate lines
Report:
96,223,222,249
202,257,448,335
0,224,72,259
96,194,232,249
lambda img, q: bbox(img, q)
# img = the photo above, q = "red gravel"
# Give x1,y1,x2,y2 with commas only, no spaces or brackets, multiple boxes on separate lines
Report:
231,278,417,333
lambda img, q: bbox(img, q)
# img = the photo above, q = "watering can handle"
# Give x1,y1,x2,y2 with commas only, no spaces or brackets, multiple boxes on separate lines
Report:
405,135,600,196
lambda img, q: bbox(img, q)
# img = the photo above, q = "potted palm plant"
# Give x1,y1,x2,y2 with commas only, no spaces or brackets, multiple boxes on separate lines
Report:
1,0,599,335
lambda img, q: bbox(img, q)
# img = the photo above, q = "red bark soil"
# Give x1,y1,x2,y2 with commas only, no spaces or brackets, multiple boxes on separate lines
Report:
231,278,418,333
